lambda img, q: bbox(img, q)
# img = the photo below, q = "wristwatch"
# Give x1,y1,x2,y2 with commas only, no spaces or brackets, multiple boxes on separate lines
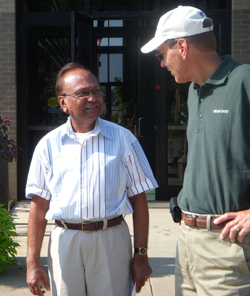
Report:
134,247,147,255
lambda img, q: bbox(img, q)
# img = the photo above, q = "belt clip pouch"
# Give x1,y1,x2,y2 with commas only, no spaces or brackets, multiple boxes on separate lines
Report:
170,197,182,223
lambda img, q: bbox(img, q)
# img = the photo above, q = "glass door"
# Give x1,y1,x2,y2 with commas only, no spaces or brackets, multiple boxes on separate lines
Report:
17,15,94,198
93,21,156,175
27,25,71,155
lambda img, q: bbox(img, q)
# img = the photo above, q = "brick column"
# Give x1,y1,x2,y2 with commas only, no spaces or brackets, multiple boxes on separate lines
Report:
232,0,250,64
0,0,17,205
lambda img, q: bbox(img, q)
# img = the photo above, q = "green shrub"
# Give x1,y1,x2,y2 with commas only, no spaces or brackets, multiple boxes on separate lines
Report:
0,204,20,272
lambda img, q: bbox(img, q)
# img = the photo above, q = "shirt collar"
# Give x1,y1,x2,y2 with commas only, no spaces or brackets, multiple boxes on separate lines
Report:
97,118,113,140
62,117,113,142
193,55,237,89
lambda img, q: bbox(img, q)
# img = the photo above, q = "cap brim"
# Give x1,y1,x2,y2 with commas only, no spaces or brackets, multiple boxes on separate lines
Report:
141,36,168,53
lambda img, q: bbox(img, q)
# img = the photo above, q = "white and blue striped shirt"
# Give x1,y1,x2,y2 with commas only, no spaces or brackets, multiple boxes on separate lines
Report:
26,117,158,220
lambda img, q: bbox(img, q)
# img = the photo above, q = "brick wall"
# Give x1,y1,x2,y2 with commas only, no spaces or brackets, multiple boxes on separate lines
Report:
232,0,250,63
0,0,17,204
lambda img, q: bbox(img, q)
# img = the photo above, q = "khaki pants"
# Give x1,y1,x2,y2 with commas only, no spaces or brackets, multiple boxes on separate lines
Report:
48,220,133,296
175,222,250,296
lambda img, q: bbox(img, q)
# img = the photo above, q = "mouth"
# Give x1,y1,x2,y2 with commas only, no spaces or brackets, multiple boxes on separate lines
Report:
86,105,98,110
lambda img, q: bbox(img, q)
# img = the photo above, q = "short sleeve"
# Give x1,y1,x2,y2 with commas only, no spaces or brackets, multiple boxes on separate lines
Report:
25,140,52,201
125,140,158,197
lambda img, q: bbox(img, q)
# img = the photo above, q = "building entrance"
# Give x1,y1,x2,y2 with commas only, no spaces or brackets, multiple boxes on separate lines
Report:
16,1,231,201
17,13,157,200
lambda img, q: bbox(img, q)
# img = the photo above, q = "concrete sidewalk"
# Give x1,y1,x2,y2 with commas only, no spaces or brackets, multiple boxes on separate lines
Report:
0,201,178,296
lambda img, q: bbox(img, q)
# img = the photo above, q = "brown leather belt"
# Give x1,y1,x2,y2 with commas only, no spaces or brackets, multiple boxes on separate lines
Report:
55,215,123,232
181,212,225,229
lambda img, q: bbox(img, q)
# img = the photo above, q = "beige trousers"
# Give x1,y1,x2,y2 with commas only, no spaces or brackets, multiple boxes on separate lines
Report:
48,220,133,296
175,222,250,296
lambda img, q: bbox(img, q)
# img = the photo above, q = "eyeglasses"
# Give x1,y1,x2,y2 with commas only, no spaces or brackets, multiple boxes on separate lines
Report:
155,51,164,62
60,88,103,100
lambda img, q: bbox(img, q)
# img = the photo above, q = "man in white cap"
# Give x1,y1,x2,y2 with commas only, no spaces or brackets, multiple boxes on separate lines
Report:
142,5,250,296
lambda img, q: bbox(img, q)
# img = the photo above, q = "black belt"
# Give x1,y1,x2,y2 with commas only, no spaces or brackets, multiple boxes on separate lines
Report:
55,216,123,232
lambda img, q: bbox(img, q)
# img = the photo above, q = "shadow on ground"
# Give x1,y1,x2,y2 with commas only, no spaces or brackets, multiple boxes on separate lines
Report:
149,257,175,277
0,257,48,289
0,256,174,288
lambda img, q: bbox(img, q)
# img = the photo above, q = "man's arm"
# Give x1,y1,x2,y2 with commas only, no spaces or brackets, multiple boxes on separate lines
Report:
26,195,50,295
130,192,152,293
214,209,250,243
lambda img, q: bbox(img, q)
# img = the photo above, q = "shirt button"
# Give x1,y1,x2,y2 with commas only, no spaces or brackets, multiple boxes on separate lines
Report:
199,112,203,118
200,98,204,102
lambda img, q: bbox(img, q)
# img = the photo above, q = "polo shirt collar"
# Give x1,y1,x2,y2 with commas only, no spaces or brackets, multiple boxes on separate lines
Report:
193,55,237,89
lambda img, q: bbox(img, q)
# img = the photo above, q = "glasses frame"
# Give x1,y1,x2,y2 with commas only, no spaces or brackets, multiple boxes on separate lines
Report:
60,88,103,100
155,51,164,62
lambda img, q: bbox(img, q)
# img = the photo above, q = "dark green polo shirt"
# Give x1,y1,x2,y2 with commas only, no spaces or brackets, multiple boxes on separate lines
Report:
178,55,250,214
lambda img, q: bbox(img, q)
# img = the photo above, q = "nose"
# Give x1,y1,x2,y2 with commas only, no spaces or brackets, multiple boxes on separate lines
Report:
160,60,166,68
87,91,98,101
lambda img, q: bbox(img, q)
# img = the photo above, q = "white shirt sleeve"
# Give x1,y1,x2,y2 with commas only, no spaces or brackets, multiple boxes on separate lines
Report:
25,139,52,201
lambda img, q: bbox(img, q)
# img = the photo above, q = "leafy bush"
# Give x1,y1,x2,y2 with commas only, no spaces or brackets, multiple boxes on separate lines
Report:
0,204,20,272
0,116,22,163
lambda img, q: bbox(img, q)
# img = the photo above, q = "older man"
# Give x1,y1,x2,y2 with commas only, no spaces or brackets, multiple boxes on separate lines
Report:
26,63,158,296
141,5,250,296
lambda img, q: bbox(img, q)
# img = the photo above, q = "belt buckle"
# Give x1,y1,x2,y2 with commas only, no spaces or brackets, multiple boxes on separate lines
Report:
81,221,91,232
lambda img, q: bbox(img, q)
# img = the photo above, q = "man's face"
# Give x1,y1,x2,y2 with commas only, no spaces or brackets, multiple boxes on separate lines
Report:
59,69,104,129
157,41,188,84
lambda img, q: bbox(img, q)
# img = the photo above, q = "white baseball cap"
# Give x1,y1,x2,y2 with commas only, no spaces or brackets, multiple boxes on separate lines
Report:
141,6,213,53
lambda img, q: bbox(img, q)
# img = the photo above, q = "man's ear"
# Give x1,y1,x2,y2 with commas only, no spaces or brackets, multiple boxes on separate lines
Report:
58,96,68,114
177,38,189,60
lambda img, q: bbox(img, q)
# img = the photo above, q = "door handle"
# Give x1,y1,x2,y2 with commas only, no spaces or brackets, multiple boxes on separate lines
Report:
138,117,144,138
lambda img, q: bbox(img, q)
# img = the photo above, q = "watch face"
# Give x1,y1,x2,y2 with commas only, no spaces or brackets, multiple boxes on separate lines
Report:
135,247,147,255
139,248,147,255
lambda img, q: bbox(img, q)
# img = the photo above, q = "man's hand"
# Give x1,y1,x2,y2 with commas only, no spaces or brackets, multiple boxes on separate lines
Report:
214,209,250,243
131,254,152,293
27,264,50,295
26,195,50,295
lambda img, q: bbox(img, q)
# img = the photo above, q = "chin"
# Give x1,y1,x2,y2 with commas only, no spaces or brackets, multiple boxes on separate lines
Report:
174,77,187,84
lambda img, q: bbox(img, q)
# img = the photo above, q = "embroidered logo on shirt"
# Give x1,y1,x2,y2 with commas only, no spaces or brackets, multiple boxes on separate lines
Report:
213,110,229,114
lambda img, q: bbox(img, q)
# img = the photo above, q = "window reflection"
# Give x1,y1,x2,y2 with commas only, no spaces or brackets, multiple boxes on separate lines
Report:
109,54,123,82
99,38,123,47
98,54,108,83
98,53,123,83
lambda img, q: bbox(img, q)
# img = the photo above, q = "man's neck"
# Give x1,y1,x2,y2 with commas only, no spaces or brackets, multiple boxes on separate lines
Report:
70,118,97,133
192,52,222,86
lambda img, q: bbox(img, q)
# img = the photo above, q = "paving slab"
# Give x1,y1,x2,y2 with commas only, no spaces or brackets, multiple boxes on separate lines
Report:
0,201,178,296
